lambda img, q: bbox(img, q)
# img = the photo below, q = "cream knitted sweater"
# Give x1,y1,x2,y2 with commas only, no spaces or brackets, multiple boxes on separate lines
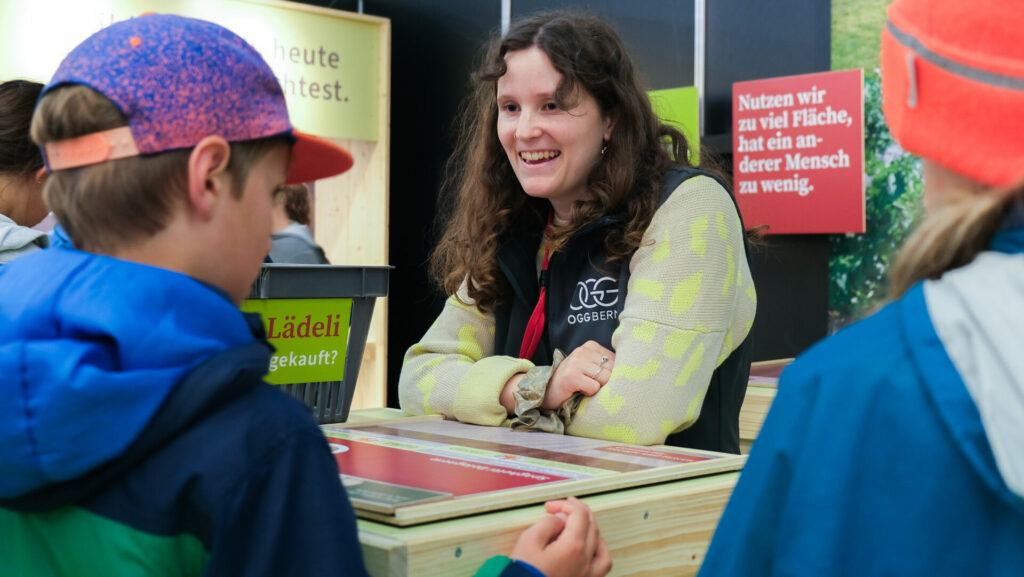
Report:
398,175,757,445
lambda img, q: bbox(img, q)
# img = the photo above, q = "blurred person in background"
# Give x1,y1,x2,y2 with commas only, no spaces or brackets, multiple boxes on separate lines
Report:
0,80,50,263
270,183,329,264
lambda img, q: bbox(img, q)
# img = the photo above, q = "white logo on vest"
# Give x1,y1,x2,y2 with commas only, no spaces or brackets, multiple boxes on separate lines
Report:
568,276,620,325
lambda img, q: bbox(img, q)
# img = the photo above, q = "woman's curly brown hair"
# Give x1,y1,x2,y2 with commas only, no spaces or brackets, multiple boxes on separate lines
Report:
431,11,722,312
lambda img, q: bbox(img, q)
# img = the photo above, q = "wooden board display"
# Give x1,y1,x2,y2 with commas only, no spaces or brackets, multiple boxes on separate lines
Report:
324,419,745,526
310,9,391,413
340,410,746,576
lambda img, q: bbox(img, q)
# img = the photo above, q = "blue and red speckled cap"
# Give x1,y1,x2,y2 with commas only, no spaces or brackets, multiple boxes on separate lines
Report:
41,13,352,184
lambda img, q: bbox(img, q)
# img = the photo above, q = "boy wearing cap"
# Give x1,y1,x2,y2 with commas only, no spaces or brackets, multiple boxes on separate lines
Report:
0,14,609,577
699,0,1024,575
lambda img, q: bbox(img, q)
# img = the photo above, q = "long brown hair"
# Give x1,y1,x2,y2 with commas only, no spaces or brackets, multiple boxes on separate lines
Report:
888,183,1023,298
431,11,715,312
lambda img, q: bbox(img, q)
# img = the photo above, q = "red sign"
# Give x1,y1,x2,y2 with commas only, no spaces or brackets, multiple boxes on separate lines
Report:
732,69,864,234
329,437,568,495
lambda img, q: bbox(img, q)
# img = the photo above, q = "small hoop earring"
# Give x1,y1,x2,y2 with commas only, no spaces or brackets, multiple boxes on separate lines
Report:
600,142,608,156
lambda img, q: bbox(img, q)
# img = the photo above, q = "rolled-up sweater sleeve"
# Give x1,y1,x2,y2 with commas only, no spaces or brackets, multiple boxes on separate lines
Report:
398,283,534,426
566,175,757,445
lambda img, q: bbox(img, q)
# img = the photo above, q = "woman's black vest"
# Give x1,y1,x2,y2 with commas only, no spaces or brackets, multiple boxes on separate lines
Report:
493,167,753,453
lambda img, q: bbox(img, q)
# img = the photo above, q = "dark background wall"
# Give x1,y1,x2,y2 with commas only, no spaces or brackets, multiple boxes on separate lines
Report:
295,0,833,404
513,0,696,91
705,0,832,360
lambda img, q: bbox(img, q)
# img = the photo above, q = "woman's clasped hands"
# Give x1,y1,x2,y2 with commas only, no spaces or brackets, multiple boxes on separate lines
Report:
542,341,615,410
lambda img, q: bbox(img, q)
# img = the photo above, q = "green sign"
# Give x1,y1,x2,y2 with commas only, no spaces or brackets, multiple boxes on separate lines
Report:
241,297,352,385
0,0,384,141
648,86,700,164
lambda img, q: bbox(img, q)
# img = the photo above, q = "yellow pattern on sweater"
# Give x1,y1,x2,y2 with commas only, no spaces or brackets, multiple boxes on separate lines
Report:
398,175,757,445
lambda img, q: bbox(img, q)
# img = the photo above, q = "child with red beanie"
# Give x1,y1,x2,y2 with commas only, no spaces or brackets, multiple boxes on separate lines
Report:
700,0,1024,574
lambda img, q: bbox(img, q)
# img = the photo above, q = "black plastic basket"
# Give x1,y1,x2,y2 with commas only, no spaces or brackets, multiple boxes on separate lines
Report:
246,264,390,423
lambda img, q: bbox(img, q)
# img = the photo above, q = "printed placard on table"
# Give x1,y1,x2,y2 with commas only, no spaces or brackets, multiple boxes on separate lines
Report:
732,69,865,234
322,419,745,524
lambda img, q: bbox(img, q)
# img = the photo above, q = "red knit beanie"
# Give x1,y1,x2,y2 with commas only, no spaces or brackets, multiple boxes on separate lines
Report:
881,0,1024,188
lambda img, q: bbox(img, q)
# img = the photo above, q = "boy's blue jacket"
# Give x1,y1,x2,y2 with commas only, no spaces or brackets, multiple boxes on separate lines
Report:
700,225,1024,576
0,247,542,577
0,247,371,576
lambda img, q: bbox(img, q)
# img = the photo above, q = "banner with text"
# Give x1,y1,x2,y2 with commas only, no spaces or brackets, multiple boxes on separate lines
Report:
0,0,384,141
732,69,864,234
240,297,352,385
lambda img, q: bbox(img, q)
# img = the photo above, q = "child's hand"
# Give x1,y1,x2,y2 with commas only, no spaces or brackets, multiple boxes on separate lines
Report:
511,497,612,577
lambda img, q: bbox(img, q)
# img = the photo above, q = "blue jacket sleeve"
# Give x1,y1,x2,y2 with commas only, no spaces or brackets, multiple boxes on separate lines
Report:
475,556,547,577
206,424,370,577
698,365,819,577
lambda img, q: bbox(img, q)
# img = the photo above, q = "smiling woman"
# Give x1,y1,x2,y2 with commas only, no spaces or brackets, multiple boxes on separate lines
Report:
398,11,757,453
496,46,614,218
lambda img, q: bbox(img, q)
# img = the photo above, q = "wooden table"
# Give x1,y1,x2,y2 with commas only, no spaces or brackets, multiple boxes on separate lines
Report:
339,410,742,577
358,472,739,577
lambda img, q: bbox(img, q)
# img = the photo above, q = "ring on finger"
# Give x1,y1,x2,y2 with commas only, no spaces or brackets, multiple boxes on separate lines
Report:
590,354,610,379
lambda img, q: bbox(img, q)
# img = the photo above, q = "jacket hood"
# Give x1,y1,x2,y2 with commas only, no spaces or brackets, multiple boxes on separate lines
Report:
919,221,1024,500
0,247,258,498
273,222,317,245
0,214,49,262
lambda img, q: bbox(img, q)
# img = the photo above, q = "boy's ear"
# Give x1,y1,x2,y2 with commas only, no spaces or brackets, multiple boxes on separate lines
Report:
187,136,232,219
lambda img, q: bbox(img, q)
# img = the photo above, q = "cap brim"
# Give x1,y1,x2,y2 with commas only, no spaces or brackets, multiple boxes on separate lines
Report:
286,130,354,184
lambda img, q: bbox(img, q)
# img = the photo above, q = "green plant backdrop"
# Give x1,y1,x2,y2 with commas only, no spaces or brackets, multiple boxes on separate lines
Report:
828,0,922,330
